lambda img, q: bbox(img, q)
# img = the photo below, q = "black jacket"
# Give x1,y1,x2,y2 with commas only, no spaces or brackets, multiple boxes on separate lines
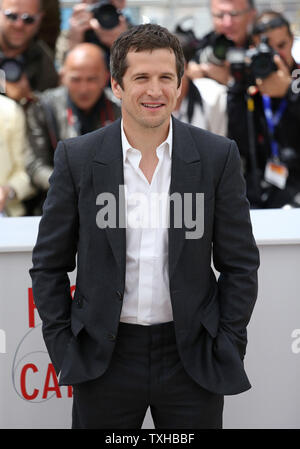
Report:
30,117,259,395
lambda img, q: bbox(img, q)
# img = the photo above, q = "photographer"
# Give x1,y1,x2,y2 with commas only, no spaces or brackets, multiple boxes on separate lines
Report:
56,0,129,70
0,0,58,105
187,0,256,85
227,11,300,208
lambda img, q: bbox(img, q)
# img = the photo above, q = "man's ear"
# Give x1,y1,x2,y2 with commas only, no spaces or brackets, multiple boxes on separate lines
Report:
60,67,66,85
111,77,123,100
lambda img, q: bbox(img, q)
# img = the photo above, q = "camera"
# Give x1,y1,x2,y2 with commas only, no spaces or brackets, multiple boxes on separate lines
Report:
227,36,277,85
0,55,24,82
196,34,235,66
87,1,121,29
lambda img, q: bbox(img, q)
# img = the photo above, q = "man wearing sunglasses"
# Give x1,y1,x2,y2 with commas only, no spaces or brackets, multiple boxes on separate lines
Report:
0,0,58,105
187,0,257,85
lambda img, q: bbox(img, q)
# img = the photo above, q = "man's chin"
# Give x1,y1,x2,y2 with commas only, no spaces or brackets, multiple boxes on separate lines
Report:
139,116,168,129
4,36,29,51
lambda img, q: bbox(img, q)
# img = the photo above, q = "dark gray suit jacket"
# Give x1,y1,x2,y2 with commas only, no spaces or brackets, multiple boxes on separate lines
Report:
30,117,259,395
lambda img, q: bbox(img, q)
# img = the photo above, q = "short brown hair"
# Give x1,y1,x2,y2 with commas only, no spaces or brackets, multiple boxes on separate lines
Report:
110,24,185,89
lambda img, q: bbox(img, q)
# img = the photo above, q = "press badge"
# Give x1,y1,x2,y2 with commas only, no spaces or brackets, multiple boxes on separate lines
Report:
264,159,288,189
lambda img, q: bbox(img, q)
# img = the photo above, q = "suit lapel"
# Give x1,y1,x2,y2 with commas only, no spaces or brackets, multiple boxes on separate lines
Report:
92,119,126,279
169,117,202,279
91,117,203,283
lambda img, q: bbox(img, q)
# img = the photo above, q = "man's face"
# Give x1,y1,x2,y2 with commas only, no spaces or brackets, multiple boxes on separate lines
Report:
0,0,42,51
253,26,294,69
111,49,182,132
211,0,256,47
63,58,109,111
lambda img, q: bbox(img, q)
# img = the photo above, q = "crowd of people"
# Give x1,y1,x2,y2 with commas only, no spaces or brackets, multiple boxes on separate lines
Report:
1,0,300,216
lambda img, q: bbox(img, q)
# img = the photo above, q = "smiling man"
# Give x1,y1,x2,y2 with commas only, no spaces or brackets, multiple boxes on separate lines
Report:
30,24,259,429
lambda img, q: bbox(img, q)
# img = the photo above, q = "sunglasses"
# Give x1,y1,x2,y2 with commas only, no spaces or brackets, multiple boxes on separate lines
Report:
2,9,39,25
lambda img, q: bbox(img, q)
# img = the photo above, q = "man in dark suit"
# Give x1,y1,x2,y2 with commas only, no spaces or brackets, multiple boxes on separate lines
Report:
30,24,259,429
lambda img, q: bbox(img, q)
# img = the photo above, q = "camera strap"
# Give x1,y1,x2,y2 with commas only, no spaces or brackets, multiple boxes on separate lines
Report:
262,95,289,189
262,94,287,160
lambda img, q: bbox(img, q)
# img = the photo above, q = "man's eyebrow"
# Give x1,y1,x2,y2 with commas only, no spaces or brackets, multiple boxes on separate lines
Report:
131,72,176,78
131,72,149,77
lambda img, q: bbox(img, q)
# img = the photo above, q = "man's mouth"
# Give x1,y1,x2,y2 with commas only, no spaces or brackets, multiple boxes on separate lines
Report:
142,103,165,109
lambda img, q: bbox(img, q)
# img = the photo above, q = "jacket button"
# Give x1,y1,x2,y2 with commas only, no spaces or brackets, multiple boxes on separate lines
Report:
107,333,116,342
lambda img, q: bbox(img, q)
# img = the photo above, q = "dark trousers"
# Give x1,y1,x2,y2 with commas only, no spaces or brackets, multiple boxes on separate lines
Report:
72,321,224,429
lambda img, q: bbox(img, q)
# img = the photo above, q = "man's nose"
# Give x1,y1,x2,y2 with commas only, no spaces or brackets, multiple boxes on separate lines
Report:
12,17,25,29
146,80,163,97
221,13,234,27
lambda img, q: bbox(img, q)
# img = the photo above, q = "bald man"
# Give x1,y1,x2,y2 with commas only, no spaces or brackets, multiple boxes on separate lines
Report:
25,43,121,215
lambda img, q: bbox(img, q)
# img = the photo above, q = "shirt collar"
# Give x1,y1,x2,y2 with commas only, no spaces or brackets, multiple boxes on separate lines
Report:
121,118,173,163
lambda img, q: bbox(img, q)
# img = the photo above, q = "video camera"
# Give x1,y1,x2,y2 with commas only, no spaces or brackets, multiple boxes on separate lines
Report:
0,53,24,83
87,1,121,29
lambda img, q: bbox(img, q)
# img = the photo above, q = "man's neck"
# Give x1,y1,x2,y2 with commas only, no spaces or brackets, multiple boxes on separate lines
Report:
122,119,170,157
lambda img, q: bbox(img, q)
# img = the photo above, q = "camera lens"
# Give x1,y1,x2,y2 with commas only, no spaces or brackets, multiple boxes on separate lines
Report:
213,35,234,61
91,3,120,29
0,59,23,82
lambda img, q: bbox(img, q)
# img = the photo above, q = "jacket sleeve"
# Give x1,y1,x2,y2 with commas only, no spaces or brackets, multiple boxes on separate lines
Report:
29,140,79,374
213,140,260,359
25,99,55,191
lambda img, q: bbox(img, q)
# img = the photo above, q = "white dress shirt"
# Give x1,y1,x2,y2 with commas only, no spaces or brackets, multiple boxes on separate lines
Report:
120,120,173,325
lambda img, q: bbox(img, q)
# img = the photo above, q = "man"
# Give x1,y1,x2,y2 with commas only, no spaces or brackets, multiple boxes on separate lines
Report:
25,42,120,214
0,95,35,216
55,0,129,70
188,0,256,85
30,24,259,429
227,11,300,208
0,0,58,104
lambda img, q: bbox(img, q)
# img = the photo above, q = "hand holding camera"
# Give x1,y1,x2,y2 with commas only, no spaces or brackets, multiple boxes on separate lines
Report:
256,54,291,98
68,1,126,49
90,14,127,49
69,3,95,48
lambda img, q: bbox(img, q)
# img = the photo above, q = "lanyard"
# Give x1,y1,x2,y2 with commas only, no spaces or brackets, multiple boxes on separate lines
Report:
262,95,287,159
